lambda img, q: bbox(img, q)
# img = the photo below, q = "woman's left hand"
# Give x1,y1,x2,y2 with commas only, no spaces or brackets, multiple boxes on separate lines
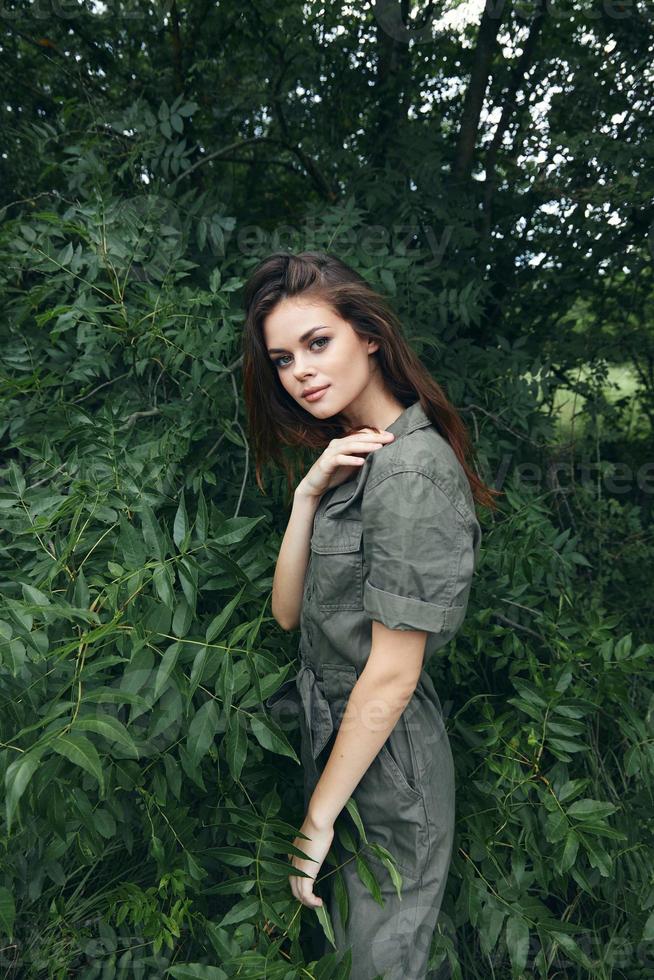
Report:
287,813,334,909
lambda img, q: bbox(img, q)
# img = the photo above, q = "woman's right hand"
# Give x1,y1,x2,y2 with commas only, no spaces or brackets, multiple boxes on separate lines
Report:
297,428,395,498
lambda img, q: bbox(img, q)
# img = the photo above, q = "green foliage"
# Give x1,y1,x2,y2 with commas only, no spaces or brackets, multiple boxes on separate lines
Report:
1,1,653,976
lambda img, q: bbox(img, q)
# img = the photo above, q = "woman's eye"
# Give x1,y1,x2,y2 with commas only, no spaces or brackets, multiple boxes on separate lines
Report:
273,336,329,368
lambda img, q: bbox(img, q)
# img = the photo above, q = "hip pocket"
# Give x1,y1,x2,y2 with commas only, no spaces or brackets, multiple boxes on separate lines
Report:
379,721,422,801
354,747,429,879
322,663,430,878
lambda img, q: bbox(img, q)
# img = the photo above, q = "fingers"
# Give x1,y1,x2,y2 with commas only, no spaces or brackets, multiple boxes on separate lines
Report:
344,439,388,451
288,864,323,908
293,879,323,908
351,430,395,443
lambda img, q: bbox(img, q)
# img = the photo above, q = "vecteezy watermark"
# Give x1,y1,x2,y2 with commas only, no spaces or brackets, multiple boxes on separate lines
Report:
214,218,453,266
483,928,654,973
0,932,173,972
496,454,654,495
44,191,455,266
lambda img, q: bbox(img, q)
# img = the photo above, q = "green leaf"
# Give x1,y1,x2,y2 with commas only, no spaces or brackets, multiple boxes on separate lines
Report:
178,557,198,610
140,502,166,561
164,754,182,799
557,778,589,803
559,831,579,873
505,915,529,975
479,905,506,956
511,678,548,707
355,853,384,907
73,714,139,758
344,797,368,843
315,899,337,949
167,966,227,980
366,842,403,899
152,562,175,610
333,865,349,935
225,714,248,780
218,895,259,927
94,808,117,839
214,515,264,547
73,566,90,609
0,886,15,941
567,799,617,820
380,268,396,294
178,101,199,117
249,714,299,762
81,688,149,710
581,835,612,877
21,583,51,608
615,633,633,660
172,596,193,638
173,491,189,549
5,746,46,834
189,645,209,697
52,732,105,796
209,846,253,868
187,700,220,766
8,461,25,496
195,487,208,542
548,737,586,754
206,586,245,643
57,241,74,266
154,642,181,701
121,646,155,700
119,515,146,568
550,931,593,969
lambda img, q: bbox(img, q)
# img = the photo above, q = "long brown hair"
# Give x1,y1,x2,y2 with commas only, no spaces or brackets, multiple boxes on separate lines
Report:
242,250,500,512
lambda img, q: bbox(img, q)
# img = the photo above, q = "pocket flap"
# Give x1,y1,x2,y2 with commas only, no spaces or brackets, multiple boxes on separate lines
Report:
311,518,362,555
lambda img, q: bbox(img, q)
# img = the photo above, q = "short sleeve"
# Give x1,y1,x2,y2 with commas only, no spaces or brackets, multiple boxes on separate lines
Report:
361,470,480,648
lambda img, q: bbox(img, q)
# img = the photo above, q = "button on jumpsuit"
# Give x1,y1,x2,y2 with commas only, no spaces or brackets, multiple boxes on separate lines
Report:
266,399,482,979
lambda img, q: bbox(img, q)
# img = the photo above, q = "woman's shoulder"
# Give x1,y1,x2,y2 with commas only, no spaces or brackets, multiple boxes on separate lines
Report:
364,424,477,525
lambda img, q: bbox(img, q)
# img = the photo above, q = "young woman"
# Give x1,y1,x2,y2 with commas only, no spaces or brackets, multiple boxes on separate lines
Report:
242,251,498,979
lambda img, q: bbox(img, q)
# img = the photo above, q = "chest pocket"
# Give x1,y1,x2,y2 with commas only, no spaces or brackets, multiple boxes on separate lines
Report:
310,517,363,612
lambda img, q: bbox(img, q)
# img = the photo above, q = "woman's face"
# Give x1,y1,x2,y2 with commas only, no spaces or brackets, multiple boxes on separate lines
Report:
263,296,379,418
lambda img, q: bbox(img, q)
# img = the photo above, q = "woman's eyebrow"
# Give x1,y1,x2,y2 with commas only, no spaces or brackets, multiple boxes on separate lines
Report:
267,325,330,354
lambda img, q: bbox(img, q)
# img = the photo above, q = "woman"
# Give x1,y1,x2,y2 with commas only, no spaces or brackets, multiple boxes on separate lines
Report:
242,250,498,979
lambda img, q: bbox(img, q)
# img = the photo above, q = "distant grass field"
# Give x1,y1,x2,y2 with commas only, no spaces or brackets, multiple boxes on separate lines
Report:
539,363,646,439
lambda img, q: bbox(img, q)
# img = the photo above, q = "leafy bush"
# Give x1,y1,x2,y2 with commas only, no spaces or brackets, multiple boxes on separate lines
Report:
0,96,652,979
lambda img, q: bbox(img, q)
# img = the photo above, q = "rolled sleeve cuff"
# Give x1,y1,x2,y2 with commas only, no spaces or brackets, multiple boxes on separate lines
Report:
364,580,467,634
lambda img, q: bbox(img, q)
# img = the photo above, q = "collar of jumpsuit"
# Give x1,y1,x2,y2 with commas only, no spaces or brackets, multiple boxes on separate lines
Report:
265,397,482,764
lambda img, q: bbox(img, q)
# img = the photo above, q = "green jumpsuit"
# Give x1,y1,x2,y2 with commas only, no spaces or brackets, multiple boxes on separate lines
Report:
267,398,482,979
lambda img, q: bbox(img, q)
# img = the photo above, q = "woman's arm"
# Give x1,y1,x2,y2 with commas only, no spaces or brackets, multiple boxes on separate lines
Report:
308,620,427,829
287,621,426,907
271,430,396,631
271,486,320,631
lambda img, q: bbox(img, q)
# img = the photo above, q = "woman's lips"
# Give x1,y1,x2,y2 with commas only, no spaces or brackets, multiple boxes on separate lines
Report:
303,386,330,402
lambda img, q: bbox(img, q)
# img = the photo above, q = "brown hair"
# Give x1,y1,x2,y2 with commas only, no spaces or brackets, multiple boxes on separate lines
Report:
241,250,501,512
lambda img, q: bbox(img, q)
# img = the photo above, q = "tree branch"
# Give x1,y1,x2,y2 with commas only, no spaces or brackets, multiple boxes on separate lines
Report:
451,0,508,185
482,0,547,239
168,135,279,186
170,0,185,95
